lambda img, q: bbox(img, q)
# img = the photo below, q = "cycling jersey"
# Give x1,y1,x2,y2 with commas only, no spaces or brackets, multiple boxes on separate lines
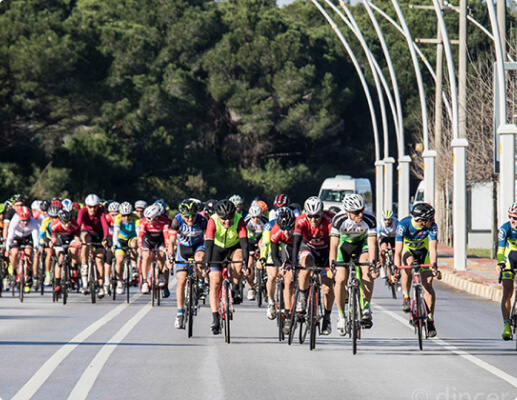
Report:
244,215,267,241
378,217,398,239
497,221,517,279
205,214,246,249
270,223,294,267
6,214,40,251
39,216,53,245
113,214,140,248
77,207,109,240
396,216,438,250
169,213,207,247
259,220,276,261
51,220,80,238
106,213,116,236
293,212,333,250
137,216,170,248
330,210,377,243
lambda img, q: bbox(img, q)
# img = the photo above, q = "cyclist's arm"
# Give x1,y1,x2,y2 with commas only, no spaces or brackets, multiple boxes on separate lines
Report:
100,213,109,240
113,220,121,248
328,234,339,268
237,218,249,263
271,241,282,267
292,233,302,266
367,234,377,264
30,220,40,249
497,224,509,264
428,239,438,266
204,218,216,263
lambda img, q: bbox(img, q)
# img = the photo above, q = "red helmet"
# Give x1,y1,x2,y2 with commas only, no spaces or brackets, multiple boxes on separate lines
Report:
17,206,31,220
51,200,62,208
72,202,81,211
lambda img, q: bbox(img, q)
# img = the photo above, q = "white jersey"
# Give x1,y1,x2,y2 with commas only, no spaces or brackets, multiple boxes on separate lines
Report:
330,210,377,244
269,207,300,222
377,217,398,239
6,214,40,251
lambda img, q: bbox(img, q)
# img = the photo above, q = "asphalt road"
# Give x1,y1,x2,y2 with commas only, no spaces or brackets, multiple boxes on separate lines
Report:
1,278,516,400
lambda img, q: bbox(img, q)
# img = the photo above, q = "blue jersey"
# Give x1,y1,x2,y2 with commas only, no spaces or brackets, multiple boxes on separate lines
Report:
497,221,517,263
396,216,437,250
170,213,207,247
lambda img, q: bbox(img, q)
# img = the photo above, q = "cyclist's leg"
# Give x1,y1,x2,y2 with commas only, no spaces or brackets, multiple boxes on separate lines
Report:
283,268,294,310
80,231,91,286
114,248,125,280
175,243,189,309
266,266,278,302
298,250,312,291
209,267,223,332
501,251,517,320
400,250,415,295
359,251,374,304
379,240,387,266
95,247,105,287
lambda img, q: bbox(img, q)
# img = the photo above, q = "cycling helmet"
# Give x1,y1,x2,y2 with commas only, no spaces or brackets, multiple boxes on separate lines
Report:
274,194,290,207
119,202,133,215
144,204,161,220
31,200,41,210
215,199,236,219
0,204,5,214
135,200,147,210
509,203,517,218
179,199,199,216
154,202,165,216
62,199,73,212
85,194,100,207
51,197,62,202
108,201,120,213
58,209,73,223
254,200,268,215
72,202,81,211
383,209,394,220
304,196,323,216
229,194,243,206
40,200,50,212
11,194,25,204
17,206,31,220
51,199,62,208
290,203,301,212
276,207,296,229
47,205,61,218
204,199,218,214
248,205,262,218
343,194,365,212
411,202,435,221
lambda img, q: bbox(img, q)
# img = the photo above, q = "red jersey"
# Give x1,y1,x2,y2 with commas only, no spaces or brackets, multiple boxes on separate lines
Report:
138,216,170,247
51,220,80,237
77,207,109,239
293,212,333,249
270,223,294,245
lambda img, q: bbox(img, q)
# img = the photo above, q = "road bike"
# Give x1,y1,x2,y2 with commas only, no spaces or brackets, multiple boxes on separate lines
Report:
252,251,267,308
177,258,204,338
305,264,325,350
148,249,166,307
84,242,104,304
333,260,375,354
382,247,398,299
397,262,434,350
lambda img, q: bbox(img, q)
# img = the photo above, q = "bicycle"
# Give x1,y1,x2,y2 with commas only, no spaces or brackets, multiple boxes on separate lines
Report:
397,262,435,350
58,244,74,306
287,266,307,346
14,245,32,303
382,248,399,299
499,268,517,350
333,260,376,355
177,258,204,338
148,249,165,307
253,252,267,307
264,260,293,342
305,264,326,350
85,242,104,304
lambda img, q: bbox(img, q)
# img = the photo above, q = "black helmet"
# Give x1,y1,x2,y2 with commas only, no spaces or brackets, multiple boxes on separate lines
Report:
39,200,51,212
58,209,73,223
274,194,290,207
204,199,218,214
215,199,236,219
276,207,296,229
179,198,199,216
48,205,61,218
411,203,435,221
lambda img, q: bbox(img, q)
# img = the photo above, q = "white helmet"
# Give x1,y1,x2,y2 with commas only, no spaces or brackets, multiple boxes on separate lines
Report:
144,204,161,220
249,205,262,218
31,200,41,211
119,202,133,215
135,200,147,210
85,194,100,207
343,194,365,212
62,199,73,212
108,201,120,212
229,194,243,206
304,196,323,216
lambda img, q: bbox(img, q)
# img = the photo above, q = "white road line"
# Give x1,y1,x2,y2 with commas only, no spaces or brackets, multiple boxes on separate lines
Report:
12,293,142,400
67,304,153,400
374,303,517,388
68,276,177,400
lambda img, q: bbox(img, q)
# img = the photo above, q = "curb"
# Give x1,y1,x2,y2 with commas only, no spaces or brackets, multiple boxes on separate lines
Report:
440,271,502,303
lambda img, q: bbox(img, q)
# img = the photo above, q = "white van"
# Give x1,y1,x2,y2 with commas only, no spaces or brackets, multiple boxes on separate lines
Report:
318,175,373,211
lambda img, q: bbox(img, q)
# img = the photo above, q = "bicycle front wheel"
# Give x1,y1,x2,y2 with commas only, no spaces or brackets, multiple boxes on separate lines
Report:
19,259,25,303
309,284,317,350
62,260,69,306
39,255,45,296
351,287,360,355
415,288,424,350
223,280,231,344
256,266,263,308
89,260,96,304
276,280,285,341
288,288,299,346
187,277,194,338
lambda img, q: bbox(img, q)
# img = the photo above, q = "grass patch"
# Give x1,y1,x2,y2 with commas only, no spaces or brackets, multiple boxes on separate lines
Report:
467,248,492,258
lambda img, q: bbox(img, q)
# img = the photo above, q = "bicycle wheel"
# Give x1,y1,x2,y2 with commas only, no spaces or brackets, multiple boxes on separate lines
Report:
89,259,96,304
39,254,45,296
223,280,231,343
151,263,156,307
62,259,69,306
111,260,116,301
288,288,299,346
125,259,131,303
0,260,3,297
19,259,25,303
256,266,263,308
51,258,57,303
276,280,285,341
351,287,359,355
156,264,161,307
415,287,423,350
309,283,319,350
187,277,195,338
511,297,517,351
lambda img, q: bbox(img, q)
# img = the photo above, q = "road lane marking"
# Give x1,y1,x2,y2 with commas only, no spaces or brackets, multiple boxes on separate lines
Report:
12,293,143,400
68,276,177,399
68,303,153,400
374,303,517,388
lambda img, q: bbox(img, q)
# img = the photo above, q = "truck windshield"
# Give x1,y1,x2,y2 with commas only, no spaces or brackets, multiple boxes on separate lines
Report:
320,190,354,203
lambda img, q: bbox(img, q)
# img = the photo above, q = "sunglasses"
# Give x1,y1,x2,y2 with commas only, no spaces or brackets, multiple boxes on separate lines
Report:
510,216,517,221
350,209,365,215
307,214,322,220
21,219,30,222
282,226,294,231
220,215,235,221
122,214,131,217
415,218,430,223
182,214,196,219
62,221,71,225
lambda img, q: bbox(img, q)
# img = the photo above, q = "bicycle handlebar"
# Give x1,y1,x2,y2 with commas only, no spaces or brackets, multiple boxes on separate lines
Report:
397,263,433,270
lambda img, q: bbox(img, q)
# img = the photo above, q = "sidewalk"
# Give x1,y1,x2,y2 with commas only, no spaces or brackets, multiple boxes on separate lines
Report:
437,243,502,302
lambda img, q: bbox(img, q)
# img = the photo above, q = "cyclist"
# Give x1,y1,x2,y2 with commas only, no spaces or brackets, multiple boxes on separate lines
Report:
134,200,147,219
329,194,378,333
292,196,334,335
112,202,140,295
394,202,439,337
168,199,208,329
6,206,40,292
50,210,81,294
137,203,170,294
200,199,217,220
3,194,26,241
268,193,290,221
230,194,247,219
39,205,61,287
77,194,109,297
244,204,268,301
378,209,398,274
37,200,50,224
496,203,517,340
204,199,249,334
103,201,120,296
267,207,296,325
